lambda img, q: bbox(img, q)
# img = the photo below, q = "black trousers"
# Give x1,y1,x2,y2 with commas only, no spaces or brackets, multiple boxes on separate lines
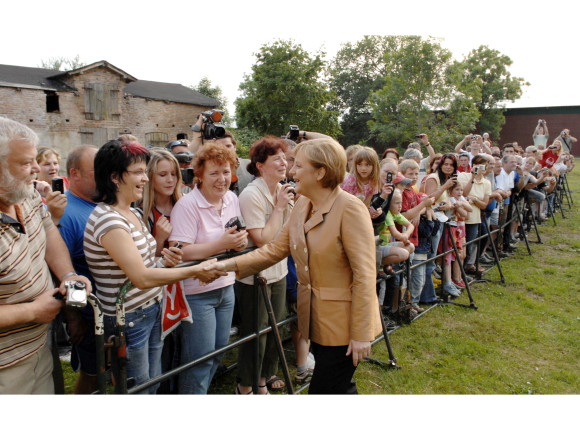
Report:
309,342,358,394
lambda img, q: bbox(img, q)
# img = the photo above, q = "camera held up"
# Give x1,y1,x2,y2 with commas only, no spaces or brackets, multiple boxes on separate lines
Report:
195,109,226,140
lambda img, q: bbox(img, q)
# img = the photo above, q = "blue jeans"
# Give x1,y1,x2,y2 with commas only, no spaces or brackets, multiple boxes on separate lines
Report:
104,301,163,394
420,226,443,303
178,285,234,394
464,223,481,266
410,256,427,305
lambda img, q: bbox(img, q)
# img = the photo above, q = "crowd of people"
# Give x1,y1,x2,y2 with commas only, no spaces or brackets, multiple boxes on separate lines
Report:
0,115,575,395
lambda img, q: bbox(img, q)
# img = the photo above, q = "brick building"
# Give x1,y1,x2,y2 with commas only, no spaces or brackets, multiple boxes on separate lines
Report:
0,60,218,172
499,106,580,157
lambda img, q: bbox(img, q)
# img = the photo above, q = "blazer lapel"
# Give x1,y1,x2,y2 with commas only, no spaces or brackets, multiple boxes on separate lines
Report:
303,187,342,234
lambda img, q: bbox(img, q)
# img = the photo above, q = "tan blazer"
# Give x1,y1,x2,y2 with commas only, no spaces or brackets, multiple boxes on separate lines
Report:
234,187,381,346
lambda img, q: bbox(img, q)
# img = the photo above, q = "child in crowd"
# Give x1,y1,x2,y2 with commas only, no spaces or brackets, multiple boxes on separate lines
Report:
397,159,435,312
447,182,471,287
341,146,380,207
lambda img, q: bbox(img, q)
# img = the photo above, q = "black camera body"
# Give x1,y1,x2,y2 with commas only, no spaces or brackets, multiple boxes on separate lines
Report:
51,177,64,193
200,109,226,140
174,152,194,165
280,180,296,195
180,168,194,185
225,216,246,231
288,125,300,141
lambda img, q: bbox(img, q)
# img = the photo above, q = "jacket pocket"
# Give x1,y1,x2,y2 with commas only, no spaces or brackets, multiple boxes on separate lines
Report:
319,287,352,302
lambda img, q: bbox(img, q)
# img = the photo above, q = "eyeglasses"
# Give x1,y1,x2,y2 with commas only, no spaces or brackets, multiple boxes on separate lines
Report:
126,169,147,177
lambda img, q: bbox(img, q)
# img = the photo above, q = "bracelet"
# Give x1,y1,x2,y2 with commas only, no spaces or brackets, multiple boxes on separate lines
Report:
61,271,77,281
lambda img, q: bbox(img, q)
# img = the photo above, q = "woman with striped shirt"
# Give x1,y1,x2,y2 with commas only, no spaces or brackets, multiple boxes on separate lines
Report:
83,139,226,393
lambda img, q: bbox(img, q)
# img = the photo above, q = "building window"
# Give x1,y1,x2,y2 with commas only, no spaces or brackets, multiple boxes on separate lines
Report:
45,91,60,113
145,132,169,148
84,83,120,121
176,133,188,140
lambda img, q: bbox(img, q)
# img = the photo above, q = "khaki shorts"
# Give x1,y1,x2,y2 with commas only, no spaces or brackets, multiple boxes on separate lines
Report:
0,343,54,394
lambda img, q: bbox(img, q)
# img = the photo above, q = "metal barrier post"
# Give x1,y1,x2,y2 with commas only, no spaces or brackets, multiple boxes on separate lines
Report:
87,294,106,394
114,281,132,394
481,214,505,283
256,276,294,394
444,222,478,309
512,197,532,256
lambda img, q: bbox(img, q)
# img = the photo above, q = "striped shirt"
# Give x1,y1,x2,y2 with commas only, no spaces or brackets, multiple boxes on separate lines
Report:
0,193,54,369
84,203,162,316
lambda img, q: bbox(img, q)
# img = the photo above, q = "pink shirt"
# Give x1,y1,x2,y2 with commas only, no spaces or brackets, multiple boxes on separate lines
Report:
169,186,241,295
340,173,378,204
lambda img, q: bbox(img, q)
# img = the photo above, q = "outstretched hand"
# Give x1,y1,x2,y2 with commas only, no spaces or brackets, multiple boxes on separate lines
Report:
195,258,229,284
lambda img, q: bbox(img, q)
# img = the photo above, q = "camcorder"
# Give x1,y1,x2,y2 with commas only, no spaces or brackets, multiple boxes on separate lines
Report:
55,280,88,308
225,216,246,231
279,179,296,195
51,177,64,193
198,109,226,140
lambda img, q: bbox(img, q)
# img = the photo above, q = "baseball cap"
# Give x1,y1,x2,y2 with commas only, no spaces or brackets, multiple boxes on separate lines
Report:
393,172,413,186
166,140,188,150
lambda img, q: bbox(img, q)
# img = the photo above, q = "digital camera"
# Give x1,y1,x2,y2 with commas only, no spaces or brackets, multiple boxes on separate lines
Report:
64,280,87,308
225,216,246,231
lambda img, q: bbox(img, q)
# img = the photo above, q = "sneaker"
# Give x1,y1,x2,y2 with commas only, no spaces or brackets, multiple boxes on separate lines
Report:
230,326,239,337
453,279,467,289
479,254,494,265
442,282,461,298
412,304,425,313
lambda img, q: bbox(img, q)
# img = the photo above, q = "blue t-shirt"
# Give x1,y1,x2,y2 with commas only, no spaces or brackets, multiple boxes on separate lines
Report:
59,191,98,309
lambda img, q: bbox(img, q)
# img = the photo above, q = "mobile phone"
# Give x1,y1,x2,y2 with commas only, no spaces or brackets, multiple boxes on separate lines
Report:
386,172,393,184
51,177,64,193
175,242,183,249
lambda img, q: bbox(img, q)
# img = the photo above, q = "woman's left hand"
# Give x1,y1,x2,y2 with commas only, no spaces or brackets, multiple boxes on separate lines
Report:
346,339,371,366
368,206,382,219
161,246,183,268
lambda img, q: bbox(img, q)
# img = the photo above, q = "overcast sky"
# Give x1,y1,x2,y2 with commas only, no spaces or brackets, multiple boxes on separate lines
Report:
3,0,579,118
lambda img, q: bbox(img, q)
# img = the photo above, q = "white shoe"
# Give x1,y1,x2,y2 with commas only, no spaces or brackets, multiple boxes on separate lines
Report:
306,352,315,369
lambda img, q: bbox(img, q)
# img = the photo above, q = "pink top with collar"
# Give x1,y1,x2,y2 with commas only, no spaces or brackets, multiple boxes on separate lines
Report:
169,185,241,295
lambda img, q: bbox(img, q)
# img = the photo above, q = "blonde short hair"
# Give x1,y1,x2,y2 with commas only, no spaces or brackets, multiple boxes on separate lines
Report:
295,138,347,189
399,159,419,173
36,146,61,164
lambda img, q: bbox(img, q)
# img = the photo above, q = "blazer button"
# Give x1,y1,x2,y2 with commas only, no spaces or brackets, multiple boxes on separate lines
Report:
303,247,307,253
304,266,308,272
293,244,297,250
307,284,311,289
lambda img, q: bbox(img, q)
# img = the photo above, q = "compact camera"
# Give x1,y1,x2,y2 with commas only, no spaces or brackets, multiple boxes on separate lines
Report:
225,216,246,231
279,179,296,195
288,125,300,142
51,177,64,193
55,280,88,308
472,164,485,175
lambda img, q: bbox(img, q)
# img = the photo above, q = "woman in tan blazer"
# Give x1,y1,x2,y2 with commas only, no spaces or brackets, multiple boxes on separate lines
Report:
208,136,381,394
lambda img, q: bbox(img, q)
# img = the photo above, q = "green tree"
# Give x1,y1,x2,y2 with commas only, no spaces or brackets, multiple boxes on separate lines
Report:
327,36,403,147
39,55,85,71
368,36,480,153
191,77,232,127
452,45,529,141
235,40,341,138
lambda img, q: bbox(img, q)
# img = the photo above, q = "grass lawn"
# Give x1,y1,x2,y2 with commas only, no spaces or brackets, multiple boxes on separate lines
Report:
61,165,580,395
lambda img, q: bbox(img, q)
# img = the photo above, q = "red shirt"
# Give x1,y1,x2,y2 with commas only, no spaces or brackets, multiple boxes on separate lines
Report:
457,165,471,173
398,187,420,246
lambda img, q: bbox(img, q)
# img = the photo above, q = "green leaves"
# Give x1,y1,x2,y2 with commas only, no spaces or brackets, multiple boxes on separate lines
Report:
234,40,341,139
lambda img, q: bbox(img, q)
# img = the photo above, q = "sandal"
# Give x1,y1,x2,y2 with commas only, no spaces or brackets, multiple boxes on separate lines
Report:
265,375,285,392
295,368,313,384
234,384,253,395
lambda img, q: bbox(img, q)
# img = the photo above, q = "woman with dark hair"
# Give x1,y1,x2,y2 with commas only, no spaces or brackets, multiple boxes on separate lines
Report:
423,153,462,298
234,136,294,394
83,139,226,393
168,142,248,394
206,136,381,394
